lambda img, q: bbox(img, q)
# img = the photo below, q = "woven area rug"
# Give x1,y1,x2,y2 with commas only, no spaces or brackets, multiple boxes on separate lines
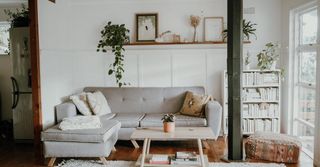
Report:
57,159,286,167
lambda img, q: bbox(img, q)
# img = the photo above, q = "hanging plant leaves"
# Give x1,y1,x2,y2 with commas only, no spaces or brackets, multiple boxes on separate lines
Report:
97,21,130,87
222,19,257,41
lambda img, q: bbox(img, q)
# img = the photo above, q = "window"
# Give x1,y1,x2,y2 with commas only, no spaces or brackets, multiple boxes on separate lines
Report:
292,5,317,157
0,22,10,55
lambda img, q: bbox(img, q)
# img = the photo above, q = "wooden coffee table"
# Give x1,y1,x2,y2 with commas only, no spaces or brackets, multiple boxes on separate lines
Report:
130,127,215,167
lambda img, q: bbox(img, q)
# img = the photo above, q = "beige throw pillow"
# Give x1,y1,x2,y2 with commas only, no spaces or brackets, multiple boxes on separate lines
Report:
70,93,92,116
87,91,112,116
179,91,212,117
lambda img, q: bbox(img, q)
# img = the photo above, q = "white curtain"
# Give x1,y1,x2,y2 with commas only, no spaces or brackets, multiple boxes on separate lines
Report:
315,60,320,166
315,2,320,166
315,56,320,166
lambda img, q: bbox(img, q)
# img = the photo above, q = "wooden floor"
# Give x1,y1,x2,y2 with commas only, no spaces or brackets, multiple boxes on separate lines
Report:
0,137,314,167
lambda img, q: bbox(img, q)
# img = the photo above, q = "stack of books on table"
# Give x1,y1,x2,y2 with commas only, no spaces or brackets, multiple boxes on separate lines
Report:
149,155,170,165
170,151,200,165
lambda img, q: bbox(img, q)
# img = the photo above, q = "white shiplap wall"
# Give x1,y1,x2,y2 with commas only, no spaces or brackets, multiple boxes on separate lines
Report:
38,0,282,128
40,46,231,128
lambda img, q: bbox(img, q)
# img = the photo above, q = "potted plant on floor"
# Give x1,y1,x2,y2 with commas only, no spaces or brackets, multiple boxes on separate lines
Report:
161,114,176,133
257,42,280,70
97,21,130,87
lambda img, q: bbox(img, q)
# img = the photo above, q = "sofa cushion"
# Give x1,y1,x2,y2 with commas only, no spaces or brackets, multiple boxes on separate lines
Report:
111,113,145,128
140,113,207,127
70,92,92,116
100,113,116,121
180,91,211,117
87,91,112,116
83,87,205,114
41,120,120,143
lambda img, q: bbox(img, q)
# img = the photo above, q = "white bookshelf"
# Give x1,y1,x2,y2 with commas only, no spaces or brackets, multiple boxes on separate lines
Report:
222,69,281,135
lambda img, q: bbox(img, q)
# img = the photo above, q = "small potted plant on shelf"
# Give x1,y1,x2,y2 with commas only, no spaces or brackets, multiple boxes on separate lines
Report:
161,114,176,133
222,19,257,42
257,42,280,70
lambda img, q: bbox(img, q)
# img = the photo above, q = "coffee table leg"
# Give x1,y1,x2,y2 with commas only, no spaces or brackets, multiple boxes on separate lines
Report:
141,138,148,167
146,139,151,155
197,138,205,167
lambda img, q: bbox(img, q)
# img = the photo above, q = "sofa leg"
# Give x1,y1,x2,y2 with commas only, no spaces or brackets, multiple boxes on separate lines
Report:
131,139,139,149
202,140,210,149
100,157,108,165
112,146,117,152
48,157,56,167
223,134,228,143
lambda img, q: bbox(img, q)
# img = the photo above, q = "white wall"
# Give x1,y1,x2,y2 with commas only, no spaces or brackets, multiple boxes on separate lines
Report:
38,0,282,129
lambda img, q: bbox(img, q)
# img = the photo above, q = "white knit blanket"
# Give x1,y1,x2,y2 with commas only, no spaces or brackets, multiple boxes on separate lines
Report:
59,116,102,131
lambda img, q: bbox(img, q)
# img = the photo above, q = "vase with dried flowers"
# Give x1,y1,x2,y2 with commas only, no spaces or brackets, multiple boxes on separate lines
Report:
190,15,201,42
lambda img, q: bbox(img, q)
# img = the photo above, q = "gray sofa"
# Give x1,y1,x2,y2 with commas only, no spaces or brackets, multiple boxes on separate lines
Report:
56,87,222,140
42,87,222,165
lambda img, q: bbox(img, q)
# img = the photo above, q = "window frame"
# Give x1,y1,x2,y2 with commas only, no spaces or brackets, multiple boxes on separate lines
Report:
291,3,318,158
0,21,10,56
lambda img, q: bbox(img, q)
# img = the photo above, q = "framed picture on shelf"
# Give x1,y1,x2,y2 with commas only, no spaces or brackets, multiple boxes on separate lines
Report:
136,13,158,42
204,17,224,42
0,22,10,55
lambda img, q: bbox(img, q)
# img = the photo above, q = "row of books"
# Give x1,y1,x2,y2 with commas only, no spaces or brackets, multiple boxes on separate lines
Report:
243,104,280,118
149,152,200,165
243,88,279,101
243,119,279,133
243,72,279,86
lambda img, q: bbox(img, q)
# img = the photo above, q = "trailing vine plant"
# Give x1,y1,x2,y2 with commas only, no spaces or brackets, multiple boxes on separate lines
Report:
97,21,130,87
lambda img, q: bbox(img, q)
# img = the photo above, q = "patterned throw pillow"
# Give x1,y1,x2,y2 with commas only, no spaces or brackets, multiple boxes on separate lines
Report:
87,91,112,116
70,92,92,116
179,91,212,117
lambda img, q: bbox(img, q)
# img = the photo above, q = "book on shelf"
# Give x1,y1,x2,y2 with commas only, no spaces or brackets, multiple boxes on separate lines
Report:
149,155,170,164
243,104,279,118
170,156,200,165
170,152,200,165
243,118,279,133
243,72,279,86
243,88,279,102
175,151,197,160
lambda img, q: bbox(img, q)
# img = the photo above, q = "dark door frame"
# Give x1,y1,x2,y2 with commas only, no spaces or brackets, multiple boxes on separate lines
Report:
28,0,43,165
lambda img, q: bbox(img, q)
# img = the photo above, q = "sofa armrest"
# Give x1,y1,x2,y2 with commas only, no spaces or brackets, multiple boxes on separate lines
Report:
205,101,222,140
55,102,77,123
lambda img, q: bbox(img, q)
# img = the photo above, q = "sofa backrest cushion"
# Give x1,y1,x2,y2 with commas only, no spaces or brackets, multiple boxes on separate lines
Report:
83,87,205,114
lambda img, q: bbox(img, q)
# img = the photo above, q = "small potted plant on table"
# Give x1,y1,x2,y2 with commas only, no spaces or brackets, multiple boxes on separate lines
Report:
161,114,176,133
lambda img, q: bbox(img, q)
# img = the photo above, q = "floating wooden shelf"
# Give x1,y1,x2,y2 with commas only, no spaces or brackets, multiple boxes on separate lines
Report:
126,41,251,46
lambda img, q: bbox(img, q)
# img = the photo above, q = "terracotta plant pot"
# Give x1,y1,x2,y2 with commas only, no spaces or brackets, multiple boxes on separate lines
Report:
163,122,175,133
